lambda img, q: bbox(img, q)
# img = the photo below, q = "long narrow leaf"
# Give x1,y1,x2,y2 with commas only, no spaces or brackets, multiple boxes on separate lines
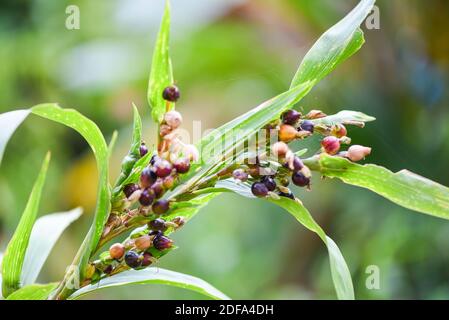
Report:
31,103,111,278
291,0,375,87
216,179,354,299
69,268,230,300
6,283,58,300
1,152,51,297
21,208,83,286
306,155,449,220
148,0,173,123
0,109,30,165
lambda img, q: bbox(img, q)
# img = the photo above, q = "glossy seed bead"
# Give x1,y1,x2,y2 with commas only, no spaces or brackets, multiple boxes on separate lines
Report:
109,243,125,260
299,120,314,133
141,252,153,267
321,136,341,155
153,235,173,250
261,176,276,192
278,191,295,200
139,143,148,157
124,251,141,269
152,199,170,215
251,182,269,197
140,167,157,188
149,218,167,231
281,110,301,125
279,124,298,143
135,235,152,250
123,183,139,198
162,85,180,102
174,158,190,174
151,180,165,198
154,159,173,178
292,172,310,187
139,188,155,206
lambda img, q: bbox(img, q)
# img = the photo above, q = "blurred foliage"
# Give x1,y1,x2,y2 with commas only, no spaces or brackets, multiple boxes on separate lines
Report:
1,0,449,299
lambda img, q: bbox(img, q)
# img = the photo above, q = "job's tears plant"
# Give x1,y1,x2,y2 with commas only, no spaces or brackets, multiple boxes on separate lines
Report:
0,0,448,300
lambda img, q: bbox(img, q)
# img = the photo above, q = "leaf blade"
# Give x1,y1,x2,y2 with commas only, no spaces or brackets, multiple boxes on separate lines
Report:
310,155,449,220
6,283,58,300
0,109,30,165
291,0,375,87
69,268,230,300
21,208,83,286
1,152,51,297
216,179,354,299
148,0,173,123
30,103,111,278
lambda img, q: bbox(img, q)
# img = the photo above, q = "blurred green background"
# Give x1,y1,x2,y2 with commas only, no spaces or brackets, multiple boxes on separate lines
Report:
1,0,449,299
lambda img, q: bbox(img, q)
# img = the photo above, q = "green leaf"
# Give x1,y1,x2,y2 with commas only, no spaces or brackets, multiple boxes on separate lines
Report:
30,103,111,278
69,268,230,300
108,130,118,159
6,283,58,300
215,179,354,300
291,0,375,87
311,110,375,127
21,208,83,286
0,252,3,299
148,0,173,123
1,152,51,298
307,155,449,220
270,198,354,300
113,104,143,193
0,109,30,165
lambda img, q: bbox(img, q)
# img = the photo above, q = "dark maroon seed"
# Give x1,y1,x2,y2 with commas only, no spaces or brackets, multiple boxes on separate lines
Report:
150,155,160,166
151,181,165,199
153,235,173,251
123,183,139,198
251,182,269,197
154,159,173,178
139,188,155,206
174,158,190,174
281,110,301,125
292,172,310,187
149,230,163,237
162,85,180,102
278,191,295,200
139,143,148,157
261,176,276,192
149,218,167,231
103,265,113,274
299,120,314,133
141,252,153,267
140,167,157,188
152,199,170,215
124,251,141,269
292,156,304,172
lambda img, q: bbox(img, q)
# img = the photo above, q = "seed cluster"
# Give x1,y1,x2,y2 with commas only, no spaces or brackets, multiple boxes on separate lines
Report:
230,109,371,199
88,85,196,282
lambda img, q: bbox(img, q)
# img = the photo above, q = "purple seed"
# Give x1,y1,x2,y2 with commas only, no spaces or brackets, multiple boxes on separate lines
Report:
141,252,153,267
139,143,148,157
251,182,269,197
149,218,167,231
261,176,276,191
174,158,190,174
281,110,301,125
123,183,139,198
139,188,155,206
154,159,173,178
152,199,170,215
140,167,157,188
162,85,180,102
299,120,314,133
292,172,310,187
124,251,141,269
153,235,173,250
